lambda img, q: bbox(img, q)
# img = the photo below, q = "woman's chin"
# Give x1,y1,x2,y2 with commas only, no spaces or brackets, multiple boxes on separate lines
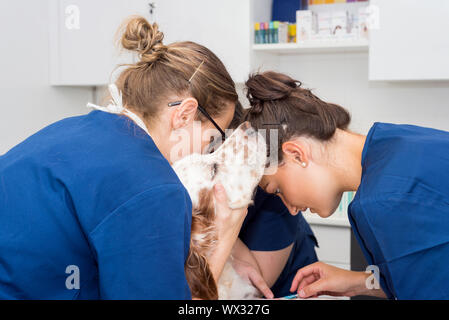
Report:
310,208,323,216
312,209,333,218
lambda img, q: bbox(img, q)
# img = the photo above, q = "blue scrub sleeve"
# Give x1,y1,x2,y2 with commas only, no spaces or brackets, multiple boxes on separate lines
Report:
88,184,192,300
351,192,449,299
240,194,299,252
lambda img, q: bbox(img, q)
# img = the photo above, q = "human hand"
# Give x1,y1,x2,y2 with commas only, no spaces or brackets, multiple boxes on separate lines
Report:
231,257,274,299
290,262,372,298
208,184,248,281
213,184,248,243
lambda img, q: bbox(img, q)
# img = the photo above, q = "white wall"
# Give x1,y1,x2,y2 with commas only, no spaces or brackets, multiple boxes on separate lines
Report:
0,0,92,155
278,52,449,135
2,2,449,153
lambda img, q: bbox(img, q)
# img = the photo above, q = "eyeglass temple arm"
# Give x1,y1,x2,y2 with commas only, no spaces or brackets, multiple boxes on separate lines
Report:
196,105,226,138
168,102,226,139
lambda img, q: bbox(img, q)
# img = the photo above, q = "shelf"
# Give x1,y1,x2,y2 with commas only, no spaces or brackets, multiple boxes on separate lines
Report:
252,39,369,54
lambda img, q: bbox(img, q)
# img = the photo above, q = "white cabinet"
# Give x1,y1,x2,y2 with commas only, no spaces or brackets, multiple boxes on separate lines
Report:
153,0,274,83
154,0,254,84
369,0,449,81
50,0,274,86
309,224,351,269
50,0,150,86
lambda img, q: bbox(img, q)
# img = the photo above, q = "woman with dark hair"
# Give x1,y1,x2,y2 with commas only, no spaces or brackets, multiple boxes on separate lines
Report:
242,71,449,300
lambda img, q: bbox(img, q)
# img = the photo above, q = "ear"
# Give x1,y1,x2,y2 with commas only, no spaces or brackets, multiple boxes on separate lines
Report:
282,140,309,167
171,98,198,130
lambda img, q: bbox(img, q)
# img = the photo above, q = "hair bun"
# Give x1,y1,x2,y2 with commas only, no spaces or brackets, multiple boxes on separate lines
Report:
120,16,167,65
245,71,301,115
245,92,265,116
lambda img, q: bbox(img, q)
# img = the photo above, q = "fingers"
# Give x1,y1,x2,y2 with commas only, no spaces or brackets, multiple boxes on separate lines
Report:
297,274,318,292
214,183,227,204
213,184,231,220
298,278,327,298
248,270,274,299
214,184,248,221
291,262,359,299
290,262,321,292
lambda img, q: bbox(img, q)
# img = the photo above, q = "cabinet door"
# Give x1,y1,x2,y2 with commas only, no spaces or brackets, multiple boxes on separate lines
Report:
50,0,150,86
309,225,351,266
369,0,449,81
152,0,253,83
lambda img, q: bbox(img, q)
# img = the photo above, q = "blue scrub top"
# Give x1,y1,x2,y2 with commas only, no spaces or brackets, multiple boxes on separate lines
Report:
0,110,192,300
349,122,449,300
240,188,318,297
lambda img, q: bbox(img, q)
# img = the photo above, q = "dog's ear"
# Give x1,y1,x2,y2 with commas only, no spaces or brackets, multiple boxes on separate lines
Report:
185,188,218,299
185,241,218,299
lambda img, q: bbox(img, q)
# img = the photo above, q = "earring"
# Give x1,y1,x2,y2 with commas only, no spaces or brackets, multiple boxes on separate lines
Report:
301,162,307,168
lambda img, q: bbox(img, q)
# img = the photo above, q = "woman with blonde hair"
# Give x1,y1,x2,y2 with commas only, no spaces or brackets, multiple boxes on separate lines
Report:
0,16,244,299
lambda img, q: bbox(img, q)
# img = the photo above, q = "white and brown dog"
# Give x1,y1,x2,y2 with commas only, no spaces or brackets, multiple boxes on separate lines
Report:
172,122,267,300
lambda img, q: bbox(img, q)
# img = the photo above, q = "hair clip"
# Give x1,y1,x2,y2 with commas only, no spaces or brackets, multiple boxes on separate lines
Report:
188,60,205,83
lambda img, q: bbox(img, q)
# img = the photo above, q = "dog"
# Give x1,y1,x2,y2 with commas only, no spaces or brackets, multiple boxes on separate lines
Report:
172,122,267,300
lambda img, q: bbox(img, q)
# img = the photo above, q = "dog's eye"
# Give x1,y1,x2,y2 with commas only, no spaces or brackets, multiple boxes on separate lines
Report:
211,163,219,178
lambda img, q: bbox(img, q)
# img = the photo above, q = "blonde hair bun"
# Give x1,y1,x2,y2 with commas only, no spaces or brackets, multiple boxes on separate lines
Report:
119,15,167,65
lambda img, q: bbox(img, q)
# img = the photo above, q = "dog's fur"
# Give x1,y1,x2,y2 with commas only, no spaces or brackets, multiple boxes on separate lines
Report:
172,122,267,299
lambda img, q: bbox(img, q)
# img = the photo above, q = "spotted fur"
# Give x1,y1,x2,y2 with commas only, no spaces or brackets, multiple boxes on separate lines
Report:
173,122,267,299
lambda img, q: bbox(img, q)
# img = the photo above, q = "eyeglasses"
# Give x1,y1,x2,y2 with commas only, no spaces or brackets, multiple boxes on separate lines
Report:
167,101,226,142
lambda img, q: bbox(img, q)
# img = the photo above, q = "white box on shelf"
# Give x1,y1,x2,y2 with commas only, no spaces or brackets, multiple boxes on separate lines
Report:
296,10,315,42
331,10,347,39
348,11,360,40
317,11,332,41
278,22,289,43
358,6,370,40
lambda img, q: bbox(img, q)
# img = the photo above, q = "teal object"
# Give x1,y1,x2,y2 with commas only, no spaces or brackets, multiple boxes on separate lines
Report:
269,21,274,44
273,21,280,43
282,294,299,300
264,22,269,43
260,22,268,43
254,23,260,44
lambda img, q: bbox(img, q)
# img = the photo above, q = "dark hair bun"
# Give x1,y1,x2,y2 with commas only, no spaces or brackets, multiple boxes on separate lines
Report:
244,70,351,147
245,71,301,115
